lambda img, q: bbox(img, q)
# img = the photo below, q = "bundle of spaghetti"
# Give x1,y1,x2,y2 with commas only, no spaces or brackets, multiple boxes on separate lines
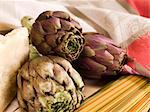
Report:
76,75,150,112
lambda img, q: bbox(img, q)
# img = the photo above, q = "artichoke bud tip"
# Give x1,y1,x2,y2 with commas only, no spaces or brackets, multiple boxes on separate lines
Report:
29,44,41,60
83,46,95,57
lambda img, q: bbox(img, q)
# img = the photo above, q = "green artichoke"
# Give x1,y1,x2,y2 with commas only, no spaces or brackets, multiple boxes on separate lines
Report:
30,11,85,61
17,56,84,112
74,32,128,79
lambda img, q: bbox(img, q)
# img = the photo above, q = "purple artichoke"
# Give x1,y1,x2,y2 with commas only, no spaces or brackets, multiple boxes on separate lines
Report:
74,32,128,79
30,11,85,61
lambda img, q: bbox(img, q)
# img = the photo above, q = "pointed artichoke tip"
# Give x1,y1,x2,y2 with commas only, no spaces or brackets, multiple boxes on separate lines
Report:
29,44,41,60
83,46,95,57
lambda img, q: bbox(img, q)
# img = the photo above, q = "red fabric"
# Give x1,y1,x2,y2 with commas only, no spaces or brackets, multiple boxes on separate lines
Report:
127,0,150,18
128,33,150,69
127,33,150,77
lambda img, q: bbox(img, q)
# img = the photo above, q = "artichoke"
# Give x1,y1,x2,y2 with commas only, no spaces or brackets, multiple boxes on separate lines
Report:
74,32,128,79
17,56,84,112
30,11,85,61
